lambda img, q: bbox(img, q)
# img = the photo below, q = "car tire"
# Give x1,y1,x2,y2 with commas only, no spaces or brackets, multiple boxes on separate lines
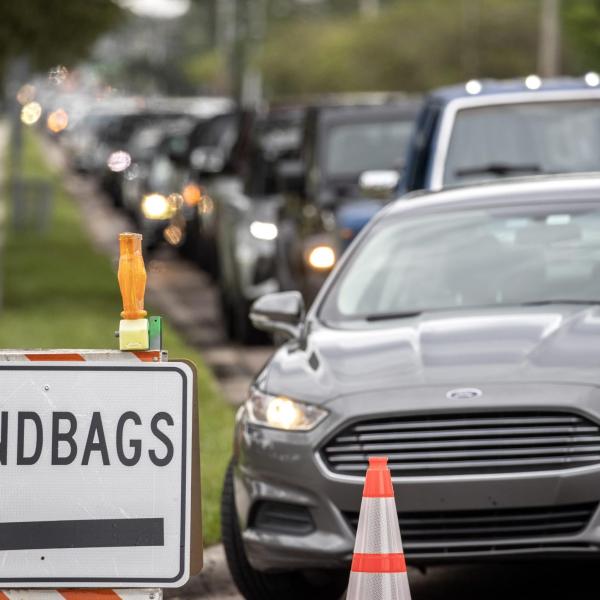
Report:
221,461,348,600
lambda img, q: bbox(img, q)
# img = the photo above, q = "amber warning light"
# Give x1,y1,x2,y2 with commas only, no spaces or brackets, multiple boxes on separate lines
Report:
118,232,149,350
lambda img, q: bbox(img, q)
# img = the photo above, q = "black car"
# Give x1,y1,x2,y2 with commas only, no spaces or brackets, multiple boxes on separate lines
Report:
223,174,600,600
177,110,249,275
216,105,306,343
276,99,420,304
133,120,199,251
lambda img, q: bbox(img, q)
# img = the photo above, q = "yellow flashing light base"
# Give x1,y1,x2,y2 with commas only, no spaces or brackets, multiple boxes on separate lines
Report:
119,318,149,351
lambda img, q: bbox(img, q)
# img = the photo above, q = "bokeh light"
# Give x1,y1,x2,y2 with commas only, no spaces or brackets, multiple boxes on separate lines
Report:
198,195,214,215
182,183,202,206
585,72,600,87
141,193,173,219
46,108,69,133
21,101,42,126
168,193,184,211
164,224,184,246
107,151,132,172
525,74,542,90
48,65,69,85
465,80,482,95
16,84,36,106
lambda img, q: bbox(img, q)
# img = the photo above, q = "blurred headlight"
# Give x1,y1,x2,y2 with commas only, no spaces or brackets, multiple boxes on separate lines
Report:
250,221,278,241
21,101,42,125
246,388,328,431
107,150,132,173
307,245,336,270
141,193,172,220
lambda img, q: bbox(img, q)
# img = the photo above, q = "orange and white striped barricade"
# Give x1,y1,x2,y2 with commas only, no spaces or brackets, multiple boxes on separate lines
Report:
347,456,412,600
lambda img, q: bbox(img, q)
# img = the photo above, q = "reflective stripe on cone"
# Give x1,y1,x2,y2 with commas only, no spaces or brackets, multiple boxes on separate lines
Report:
346,457,412,600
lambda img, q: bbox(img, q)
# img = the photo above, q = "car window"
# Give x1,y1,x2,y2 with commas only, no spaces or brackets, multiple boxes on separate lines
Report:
444,101,600,185
319,204,600,323
324,119,413,178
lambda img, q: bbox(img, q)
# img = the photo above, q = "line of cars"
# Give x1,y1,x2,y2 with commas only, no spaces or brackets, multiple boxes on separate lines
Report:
58,75,600,599
221,75,600,599
59,92,421,344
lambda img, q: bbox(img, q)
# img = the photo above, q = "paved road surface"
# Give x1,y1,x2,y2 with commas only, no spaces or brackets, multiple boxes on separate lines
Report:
50,143,600,599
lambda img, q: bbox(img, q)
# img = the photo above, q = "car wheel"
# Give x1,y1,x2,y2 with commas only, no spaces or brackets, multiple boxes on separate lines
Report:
221,461,347,600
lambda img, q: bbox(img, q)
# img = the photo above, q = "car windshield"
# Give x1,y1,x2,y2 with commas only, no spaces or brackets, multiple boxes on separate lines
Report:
319,203,600,323
325,119,413,178
444,101,600,185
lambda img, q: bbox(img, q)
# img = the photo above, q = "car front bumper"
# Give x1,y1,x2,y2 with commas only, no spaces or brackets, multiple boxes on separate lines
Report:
233,383,600,572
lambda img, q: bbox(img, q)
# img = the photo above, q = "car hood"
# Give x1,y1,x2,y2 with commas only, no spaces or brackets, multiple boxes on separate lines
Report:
260,305,600,404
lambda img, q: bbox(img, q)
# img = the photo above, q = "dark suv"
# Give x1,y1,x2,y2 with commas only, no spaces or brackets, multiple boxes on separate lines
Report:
276,99,419,304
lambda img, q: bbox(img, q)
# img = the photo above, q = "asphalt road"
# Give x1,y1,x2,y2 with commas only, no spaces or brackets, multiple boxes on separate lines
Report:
49,142,600,600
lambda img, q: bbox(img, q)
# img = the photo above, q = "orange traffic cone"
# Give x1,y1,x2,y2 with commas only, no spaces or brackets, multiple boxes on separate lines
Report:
346,456,412,600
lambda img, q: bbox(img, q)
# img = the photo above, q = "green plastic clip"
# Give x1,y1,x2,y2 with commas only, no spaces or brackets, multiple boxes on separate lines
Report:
148,316,163,351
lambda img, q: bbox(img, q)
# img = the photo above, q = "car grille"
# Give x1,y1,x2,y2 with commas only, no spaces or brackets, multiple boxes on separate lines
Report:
322,411,600,476
344,503,597,556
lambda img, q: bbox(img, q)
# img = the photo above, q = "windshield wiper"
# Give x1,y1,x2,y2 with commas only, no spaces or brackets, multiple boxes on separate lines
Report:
365,311,422,321
518,300,600,307
455,163,544,178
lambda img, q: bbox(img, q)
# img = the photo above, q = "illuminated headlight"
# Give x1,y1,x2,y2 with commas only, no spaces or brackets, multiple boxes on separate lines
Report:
141,193,172,220
246,388,328,431
250,221,278,241
307,245,336,270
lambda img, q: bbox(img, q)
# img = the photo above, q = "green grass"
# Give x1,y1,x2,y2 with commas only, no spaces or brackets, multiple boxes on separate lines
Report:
0,129,235,545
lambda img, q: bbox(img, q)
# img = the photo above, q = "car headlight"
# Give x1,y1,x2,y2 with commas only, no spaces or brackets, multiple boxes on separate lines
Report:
141,193,173,220
306,245,336,270
250,220,278,241
246,388,328,431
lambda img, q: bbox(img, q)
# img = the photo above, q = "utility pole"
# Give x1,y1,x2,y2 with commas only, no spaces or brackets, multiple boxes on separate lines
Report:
229,0,265,108
538,0,561,77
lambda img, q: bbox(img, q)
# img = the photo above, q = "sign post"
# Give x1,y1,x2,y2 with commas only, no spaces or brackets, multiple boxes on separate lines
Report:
0,233,201,598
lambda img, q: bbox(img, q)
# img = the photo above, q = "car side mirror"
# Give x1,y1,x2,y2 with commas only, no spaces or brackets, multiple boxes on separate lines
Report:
190,146,226,174
359,169,401,200
250,291,305,339
276,159,305,195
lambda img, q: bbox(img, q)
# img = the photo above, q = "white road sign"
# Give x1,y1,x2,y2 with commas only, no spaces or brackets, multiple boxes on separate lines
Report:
0,362,196,588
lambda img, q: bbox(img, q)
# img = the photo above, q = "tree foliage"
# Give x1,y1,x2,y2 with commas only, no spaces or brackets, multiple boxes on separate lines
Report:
0,0,124,74
259,0,540,97
564,0,600,72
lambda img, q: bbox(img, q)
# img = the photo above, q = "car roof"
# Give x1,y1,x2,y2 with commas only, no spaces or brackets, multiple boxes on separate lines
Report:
312,100,421,121
429,76,600,103
382,174,600,220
